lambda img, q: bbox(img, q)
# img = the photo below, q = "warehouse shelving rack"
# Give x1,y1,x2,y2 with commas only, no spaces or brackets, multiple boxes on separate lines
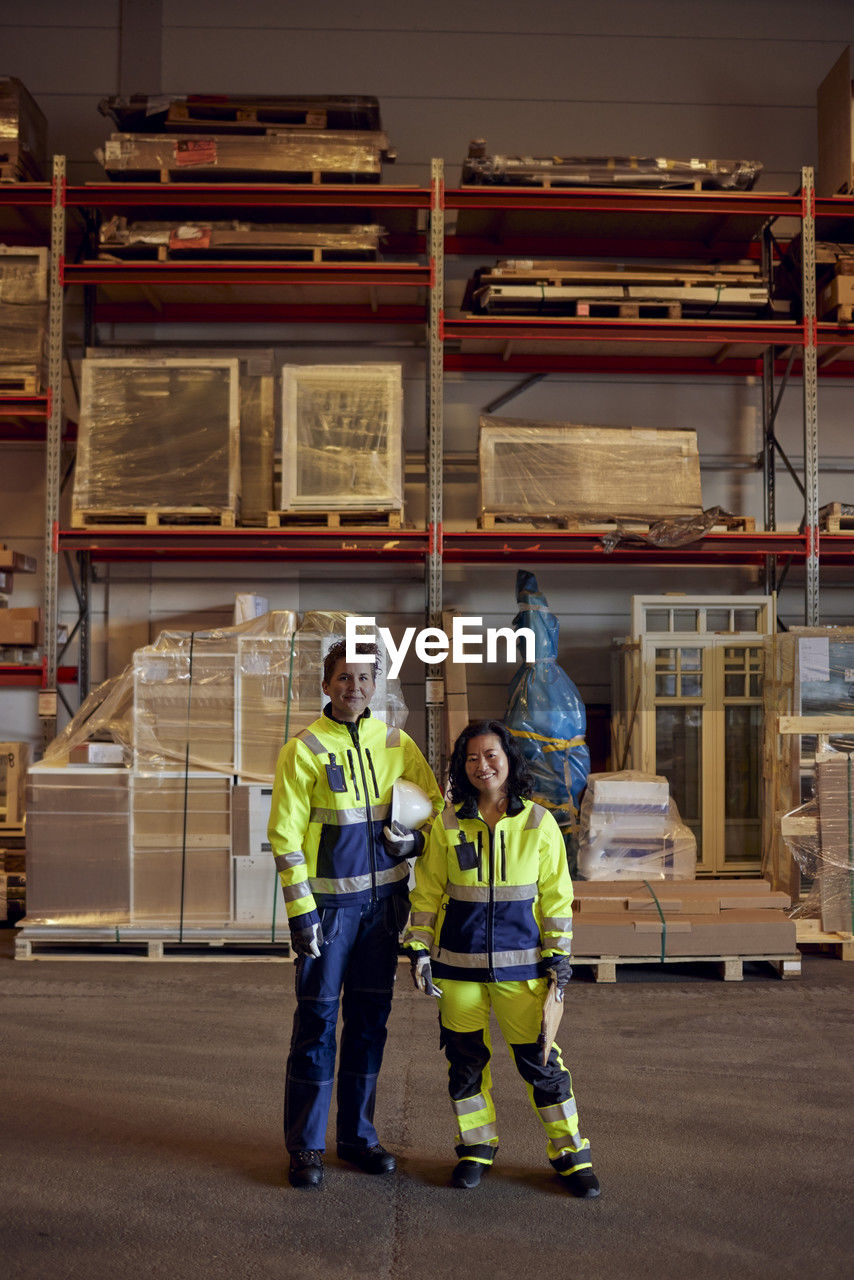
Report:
14,158,854,766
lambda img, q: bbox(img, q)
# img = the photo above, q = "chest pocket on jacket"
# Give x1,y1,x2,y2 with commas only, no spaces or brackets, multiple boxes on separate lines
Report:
455,838,479,872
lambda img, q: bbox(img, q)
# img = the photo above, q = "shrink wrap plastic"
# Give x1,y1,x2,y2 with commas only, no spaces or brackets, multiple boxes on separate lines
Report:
479,416,702,523
0,78,47,177
73,358,240,515
280,364,403,511
578,771,697,880
0,248,46,366
462,142,762,191
98,216,384,253
42,610,407,779
97,132,386,177
782,746,854,935
28,612,409,929
505,570,590,827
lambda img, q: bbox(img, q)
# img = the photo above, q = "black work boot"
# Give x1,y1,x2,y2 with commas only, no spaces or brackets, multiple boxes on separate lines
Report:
288,1149,324,1188
563,1167,600,1199
451,1158,490,1189
337,1143,397,1175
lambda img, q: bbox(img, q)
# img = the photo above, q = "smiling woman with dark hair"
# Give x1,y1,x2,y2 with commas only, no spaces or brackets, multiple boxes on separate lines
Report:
405,719,599,1199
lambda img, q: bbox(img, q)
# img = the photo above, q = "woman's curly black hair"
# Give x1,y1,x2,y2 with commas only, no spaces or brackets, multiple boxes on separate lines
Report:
448,719,533,805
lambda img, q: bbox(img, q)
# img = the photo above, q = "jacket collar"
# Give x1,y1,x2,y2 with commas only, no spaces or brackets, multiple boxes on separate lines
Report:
456,792,526,821
322,703,372,726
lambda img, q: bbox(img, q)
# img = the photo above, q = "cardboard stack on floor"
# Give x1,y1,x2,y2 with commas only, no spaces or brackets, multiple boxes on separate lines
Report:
23,612,407,938
576,770,796,963
0,743,29,922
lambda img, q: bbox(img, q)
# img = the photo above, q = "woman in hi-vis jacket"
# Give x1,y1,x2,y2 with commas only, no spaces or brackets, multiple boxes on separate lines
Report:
405,719,599,1197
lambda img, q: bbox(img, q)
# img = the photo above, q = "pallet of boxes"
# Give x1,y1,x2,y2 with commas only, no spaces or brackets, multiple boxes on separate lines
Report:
0,78,47,183
0,241,48,396
765,626,854,961
573,771,799,981
17,611,407,959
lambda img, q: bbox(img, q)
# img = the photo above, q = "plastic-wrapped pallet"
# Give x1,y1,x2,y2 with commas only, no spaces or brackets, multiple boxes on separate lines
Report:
578,770,697,880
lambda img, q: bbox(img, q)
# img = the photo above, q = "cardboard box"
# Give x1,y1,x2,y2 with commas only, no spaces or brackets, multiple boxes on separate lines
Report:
0,547,37,572
231,783,274,856
0,607,40,646
0,742,29,827
233,854,286,926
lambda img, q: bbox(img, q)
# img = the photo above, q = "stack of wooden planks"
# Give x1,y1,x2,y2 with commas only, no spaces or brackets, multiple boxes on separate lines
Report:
572,878,797,980
96,93,395,183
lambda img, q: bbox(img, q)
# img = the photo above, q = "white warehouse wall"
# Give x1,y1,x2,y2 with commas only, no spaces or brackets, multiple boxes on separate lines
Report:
1,0,854,758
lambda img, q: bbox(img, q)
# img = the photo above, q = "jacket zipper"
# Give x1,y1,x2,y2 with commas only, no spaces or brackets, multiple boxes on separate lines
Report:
500,829,506,881
486,824,496,982
349,726,377,900
476,830,483,881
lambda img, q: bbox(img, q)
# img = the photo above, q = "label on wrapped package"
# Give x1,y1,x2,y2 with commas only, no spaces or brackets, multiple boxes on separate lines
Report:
798,636,830,684
174,139,217,167
103,140,123,163
169,225,211,249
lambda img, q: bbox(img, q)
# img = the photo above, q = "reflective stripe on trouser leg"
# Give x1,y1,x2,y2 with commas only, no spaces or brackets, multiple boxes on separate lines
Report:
490,978,593,1173
438,979,499,1163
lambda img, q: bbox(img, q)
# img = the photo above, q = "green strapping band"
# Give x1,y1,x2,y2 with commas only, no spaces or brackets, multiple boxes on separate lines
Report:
643,879,667,964
178,631,196,946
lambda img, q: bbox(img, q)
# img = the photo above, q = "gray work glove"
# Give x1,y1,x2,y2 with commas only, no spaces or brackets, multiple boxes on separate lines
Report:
290,921,324,959
544,954,572,991
382,821,425,859
409,950,443,997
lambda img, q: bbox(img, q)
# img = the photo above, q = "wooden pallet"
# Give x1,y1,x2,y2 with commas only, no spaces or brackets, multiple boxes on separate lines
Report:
819,501,854,532
71,507,238,529
267,508,403,530
487,298,683,319
97,243,379,264
478,512,756,533
166,103,329,132
796,919,854,960
572,953,801,983
110,166,383,186
0,366,44,394
15,934,292,962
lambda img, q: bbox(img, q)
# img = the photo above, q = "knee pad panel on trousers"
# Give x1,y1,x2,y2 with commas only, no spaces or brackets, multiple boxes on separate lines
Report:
510,1041,571,1107
440,1025,491,1101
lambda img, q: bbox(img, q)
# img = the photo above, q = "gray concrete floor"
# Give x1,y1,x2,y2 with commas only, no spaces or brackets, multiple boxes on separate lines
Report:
1,929,853,1280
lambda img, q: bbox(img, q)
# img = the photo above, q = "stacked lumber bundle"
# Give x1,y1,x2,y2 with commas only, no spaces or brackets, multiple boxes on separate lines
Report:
97,217,384,262
461,139,761,190
96,93,395,183
0,78,47,181
572,878,796,962
0,246,48,393
466,258,777,320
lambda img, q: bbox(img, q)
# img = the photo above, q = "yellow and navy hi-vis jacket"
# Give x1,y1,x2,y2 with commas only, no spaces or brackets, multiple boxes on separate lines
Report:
267,706,444,930
405,794,573,983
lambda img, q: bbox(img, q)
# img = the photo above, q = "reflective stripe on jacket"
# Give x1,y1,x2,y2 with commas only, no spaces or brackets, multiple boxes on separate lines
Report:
268,707,444,926
405,796,573,983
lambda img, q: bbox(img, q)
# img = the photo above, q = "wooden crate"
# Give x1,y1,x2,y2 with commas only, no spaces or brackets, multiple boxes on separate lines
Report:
73,358,240,524
0,742,29,828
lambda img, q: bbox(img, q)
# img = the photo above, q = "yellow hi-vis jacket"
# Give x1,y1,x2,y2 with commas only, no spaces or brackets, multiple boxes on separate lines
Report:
268,707,444,929
405,794,573,983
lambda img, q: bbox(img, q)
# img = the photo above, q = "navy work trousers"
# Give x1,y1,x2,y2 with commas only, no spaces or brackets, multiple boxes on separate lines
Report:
284,895,403,1154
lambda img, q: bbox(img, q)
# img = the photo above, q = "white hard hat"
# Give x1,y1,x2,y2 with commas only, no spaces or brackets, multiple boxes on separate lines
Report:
391,779,434,829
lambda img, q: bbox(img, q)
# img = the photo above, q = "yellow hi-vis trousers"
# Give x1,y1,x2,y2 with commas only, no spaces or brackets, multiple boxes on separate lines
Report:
437,977,592,1176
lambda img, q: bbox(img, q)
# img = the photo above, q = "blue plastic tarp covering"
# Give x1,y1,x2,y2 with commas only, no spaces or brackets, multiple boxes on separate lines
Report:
504,570,590,818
